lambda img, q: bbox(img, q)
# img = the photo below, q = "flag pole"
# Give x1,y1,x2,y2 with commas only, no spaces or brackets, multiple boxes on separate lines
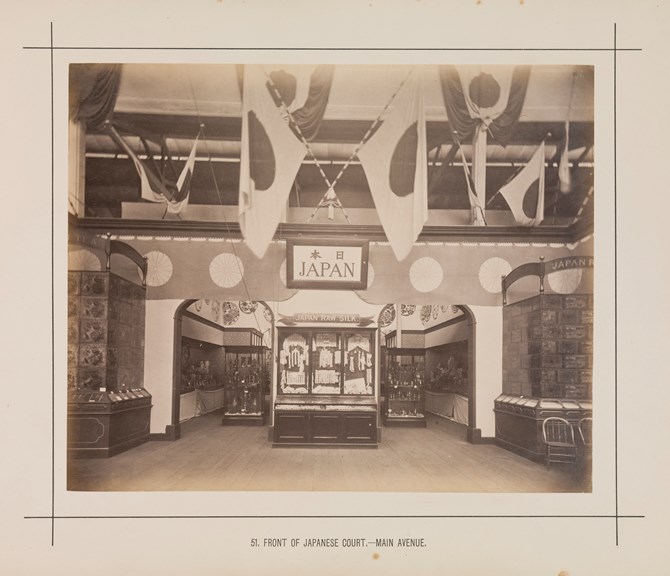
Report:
452,130,487,226
261,71,351,223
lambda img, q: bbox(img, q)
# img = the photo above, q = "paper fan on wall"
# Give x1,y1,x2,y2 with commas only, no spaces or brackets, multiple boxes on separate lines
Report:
68,249,102,271
378,304,396,328
239,301,258,314
420,305,432,325
212,300,221,323
479,257,512,294
548,269,583,294
222,302,240,325
141,251,173,287
400,304,416,316
210,253,244,288
409,257,443,293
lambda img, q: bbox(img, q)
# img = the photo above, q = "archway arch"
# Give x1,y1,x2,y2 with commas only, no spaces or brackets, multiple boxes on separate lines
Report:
171,299,276,439
454,305,479,444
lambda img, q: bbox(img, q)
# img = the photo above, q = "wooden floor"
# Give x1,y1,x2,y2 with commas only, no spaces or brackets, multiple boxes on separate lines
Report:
68,411,590,492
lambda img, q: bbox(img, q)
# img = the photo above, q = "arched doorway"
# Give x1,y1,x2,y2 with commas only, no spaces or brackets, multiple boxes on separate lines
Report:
171,299,275,439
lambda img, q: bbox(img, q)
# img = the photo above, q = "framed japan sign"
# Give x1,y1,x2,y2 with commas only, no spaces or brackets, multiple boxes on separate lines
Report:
286,238,370,290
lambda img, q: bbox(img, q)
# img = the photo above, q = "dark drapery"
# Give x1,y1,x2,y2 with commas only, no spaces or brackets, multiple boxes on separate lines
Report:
70,64,122,130
291,65,335,141
438,65,530,146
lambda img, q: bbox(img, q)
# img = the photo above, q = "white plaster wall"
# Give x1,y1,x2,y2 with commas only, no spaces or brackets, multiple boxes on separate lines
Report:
182,316,224,346
144,299,182,434
425,321,469,348
469,305,503,438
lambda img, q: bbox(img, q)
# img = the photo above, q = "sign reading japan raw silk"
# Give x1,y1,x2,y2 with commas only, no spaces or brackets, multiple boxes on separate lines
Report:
286,238,369,290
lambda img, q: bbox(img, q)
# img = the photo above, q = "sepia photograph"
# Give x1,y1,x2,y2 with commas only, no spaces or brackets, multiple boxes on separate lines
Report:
2,1,669,575
67,62,595,494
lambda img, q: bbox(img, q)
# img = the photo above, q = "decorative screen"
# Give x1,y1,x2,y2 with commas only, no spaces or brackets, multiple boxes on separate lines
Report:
310,332,342,394
278,332,309,394
343,332,374,395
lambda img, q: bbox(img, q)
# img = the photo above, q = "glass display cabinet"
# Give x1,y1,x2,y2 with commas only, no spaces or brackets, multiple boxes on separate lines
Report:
222,346,269,425
384,349,426,427
274,328,378,446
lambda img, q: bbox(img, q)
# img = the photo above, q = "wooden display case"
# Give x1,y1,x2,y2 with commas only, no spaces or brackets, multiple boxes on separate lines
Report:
222,345,269,426
384,349,426,427
273,328,378,446
67,388,152,458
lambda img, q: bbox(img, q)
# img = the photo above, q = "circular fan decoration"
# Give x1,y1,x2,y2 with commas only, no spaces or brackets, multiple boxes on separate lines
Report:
279,259,287,286
432,305,439,319
222,301,240,325
212,300,221,323
378,304,396,328
409,257,443,293
400,304,416,316
210,253,244,288
479,257,512,294
141,251,173,287
262,305,274,324
68,249,101,271
548,269,583,294
367,263,375,289
420,305,432,325
239,301,258,314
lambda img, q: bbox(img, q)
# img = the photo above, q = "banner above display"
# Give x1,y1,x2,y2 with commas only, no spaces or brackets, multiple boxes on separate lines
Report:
278,313,375,326
286,238,369,290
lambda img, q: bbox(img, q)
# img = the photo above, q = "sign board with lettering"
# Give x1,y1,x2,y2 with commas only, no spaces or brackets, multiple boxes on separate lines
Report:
286,238,369,290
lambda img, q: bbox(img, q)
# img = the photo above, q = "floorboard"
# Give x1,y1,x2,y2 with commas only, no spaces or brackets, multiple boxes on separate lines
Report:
68,411,590,493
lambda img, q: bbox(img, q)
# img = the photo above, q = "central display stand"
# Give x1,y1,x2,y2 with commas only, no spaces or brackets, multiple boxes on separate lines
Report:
272,327,378,447
274,397,377,447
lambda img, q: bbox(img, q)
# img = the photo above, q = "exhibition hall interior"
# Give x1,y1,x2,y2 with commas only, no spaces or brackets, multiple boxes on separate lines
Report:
67,63,594,492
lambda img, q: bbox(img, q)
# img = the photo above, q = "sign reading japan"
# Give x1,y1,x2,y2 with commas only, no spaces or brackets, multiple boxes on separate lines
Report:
286,238,369,290
546,256,594,272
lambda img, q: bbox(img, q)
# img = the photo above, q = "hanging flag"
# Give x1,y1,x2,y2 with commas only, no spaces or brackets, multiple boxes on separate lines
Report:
106,124,170,203
239,65,307,259
266,65,334,141
558,120,572,193
499,141,546,226
439,65,531,146
357,70,428,261
107,124,199,213
167,134,199,214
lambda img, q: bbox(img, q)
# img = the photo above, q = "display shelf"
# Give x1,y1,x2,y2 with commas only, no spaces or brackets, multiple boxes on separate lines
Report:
67,388,152,458
222,345,269,426
383,349,426,427
274,327,378,446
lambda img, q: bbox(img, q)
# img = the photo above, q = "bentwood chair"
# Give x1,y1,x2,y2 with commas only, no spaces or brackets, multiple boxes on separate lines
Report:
542,417,577,468
578,417,593,448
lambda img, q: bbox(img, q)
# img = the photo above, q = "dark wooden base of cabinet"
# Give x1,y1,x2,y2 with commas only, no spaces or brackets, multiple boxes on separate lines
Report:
384,416,427,427
222,414,265,426
68,405,152,459
494,396,592,462
274,411,377,446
